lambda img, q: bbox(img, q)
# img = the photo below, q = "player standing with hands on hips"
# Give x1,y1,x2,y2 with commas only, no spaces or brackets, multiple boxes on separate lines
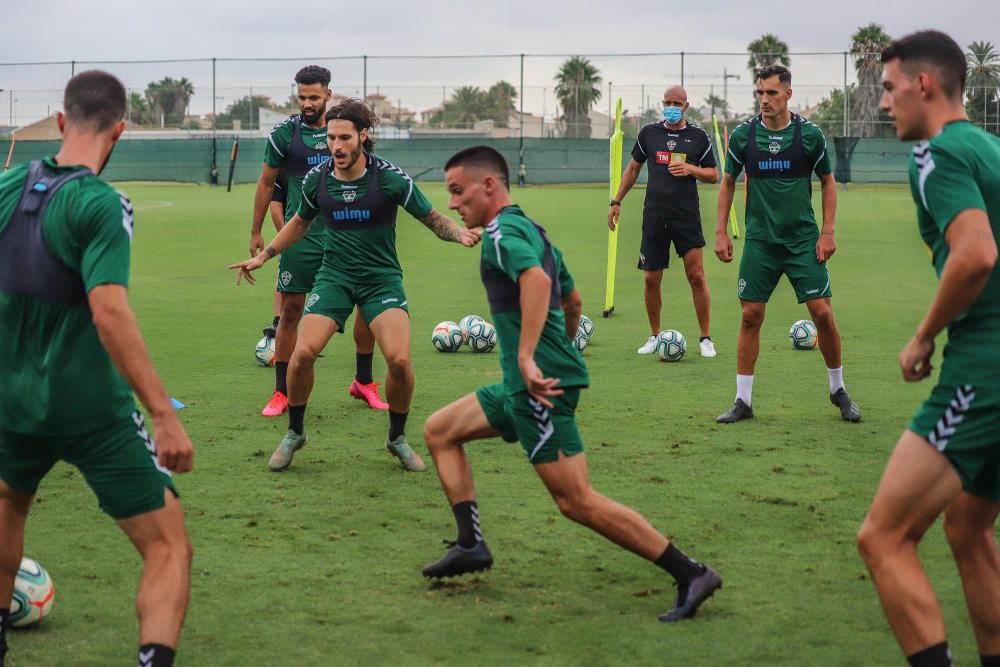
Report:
609,85,719,357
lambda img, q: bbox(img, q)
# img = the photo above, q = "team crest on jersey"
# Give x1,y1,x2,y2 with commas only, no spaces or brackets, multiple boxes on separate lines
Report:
281,271,292,287
738,278,747,294
313,141,326,149
306,293,319,309
343,190,357,203
666,140,677,151
768,141,781,155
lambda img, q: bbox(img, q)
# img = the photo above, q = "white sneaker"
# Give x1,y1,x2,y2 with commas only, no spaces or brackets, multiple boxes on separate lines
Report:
637,335,657,354
699,338,717,358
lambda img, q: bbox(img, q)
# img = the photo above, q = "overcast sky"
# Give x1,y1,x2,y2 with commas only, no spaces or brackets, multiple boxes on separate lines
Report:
1,0,996,124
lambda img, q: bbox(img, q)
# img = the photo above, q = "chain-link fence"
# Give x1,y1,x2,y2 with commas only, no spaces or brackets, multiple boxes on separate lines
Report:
2,51,997,182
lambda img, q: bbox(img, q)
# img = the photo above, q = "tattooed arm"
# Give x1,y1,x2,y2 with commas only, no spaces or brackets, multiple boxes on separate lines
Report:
419,208,481,247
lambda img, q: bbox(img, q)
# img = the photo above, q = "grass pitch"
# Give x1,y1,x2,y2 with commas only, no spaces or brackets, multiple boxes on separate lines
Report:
8,181,984,666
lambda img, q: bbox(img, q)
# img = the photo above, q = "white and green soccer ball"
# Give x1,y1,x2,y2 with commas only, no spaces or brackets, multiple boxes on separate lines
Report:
578,314,595,341
11,557,54,627
788,319,818,350
255,336,276,367
573,327,588,351
458,314,485,342
655,329,686,362
432,321,464,352
466,320,497,352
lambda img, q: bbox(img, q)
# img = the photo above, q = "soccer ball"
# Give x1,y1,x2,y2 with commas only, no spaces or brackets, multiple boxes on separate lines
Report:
578,314,595,341
431,321,464,352
466,320,497,352
255,336,276,366
11,557,54,627
573,327,588,351
788,319,818,349
655,329,686,362
458,314,485,341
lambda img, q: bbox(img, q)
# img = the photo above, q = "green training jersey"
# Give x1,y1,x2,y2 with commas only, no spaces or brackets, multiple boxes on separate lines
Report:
298,154,432,282
0,157,136,435
263,114,329,236
481,205,589,395
726,114,833,243
909,120,1000,386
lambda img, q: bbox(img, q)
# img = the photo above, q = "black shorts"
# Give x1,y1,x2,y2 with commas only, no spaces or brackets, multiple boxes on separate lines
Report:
637,216,705,271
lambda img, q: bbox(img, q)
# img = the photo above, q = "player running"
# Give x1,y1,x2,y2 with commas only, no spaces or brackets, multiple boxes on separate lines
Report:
857,30,1000,667
421,145,721,623
231,98,480,472
0,71,193,667
249,66,386,418
714,65,861,424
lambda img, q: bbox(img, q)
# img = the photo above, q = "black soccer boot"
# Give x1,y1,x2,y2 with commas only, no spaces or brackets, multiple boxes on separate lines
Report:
830,388,862,422
715,399,754,423
422,540,493,579
659,565,722,622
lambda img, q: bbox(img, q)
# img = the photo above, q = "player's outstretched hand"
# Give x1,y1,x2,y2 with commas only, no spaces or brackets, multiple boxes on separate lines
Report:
249,232,264,257
900,335,934,382
816,234,836,262
608,204,621,232
518,356,563,409
153,414,194,473
458,228,482,247
714,231,733,263
229,254,266,285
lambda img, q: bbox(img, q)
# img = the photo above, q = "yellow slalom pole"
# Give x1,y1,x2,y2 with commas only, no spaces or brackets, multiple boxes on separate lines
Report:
603,98,623,318
712,114,740,238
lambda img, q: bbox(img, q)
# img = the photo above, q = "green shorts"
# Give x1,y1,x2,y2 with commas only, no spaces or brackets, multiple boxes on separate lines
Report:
305,271,408,330
0,412,178,520
909,383,1000,500
475,383,584,464
738,238,832,303
277,232,324,294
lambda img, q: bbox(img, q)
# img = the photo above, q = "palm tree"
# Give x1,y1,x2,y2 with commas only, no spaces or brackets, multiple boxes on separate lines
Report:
966,41,1000,129
704,94,729,120
746,34,790,79
448,86,487,128
554,56,602,139
145,76,195,126
850,23,892,137
486,81,517,128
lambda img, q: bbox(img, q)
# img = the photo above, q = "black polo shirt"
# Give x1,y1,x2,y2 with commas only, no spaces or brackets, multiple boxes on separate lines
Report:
631,121,716,222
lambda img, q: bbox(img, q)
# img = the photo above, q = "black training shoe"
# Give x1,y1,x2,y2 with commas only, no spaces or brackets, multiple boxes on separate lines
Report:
659,565,722,622
716,399,753,423
830,388,862,422
422,540,493,579
262,324,277,338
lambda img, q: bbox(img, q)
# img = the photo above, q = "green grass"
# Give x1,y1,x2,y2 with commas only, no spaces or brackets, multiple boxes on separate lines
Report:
8,181,984,666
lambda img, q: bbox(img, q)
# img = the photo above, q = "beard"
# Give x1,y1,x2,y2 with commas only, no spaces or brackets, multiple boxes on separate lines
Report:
300,108,321,125
339,145,364,171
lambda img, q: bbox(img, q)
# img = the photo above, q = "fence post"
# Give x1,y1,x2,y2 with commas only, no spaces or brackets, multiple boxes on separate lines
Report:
680,51,685,87
71,60,75,77
363,55,368,100
212,57,217,180
519,53,524,174
842,51,848,137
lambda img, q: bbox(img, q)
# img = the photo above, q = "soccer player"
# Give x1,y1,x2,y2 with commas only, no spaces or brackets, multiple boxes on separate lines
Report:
857,31,1000,667
0,71,193,667
609,85,719,357
249,66,387,417
421,145,721,622
231,99,480,473
713,65,861,424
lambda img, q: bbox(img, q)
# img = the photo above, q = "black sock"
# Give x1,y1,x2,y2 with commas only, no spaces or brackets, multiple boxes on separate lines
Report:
907,642,953,667
274,361,289,396
355,353,374,385
452,500,482,548
981,655,1000,667
288,404,306,435
138,643,175,667
388,410,408,441
272,315,280,328
699,336,711,342
655,543,706,585
0,608,8,662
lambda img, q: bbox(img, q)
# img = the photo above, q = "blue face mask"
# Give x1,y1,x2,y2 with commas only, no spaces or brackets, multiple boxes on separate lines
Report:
663,106,683,124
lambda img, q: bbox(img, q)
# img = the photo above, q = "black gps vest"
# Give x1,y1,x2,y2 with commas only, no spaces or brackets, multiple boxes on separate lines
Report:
481,207,561,315
744,114,813,180
0,161,90,306
316,156,398,231
285,116,330,178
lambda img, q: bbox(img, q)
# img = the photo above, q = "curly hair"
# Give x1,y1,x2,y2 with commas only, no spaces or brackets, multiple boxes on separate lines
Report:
294,65,331,88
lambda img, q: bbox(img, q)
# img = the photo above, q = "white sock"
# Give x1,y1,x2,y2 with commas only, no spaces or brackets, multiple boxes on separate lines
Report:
736,374,754,406
828,366,845,393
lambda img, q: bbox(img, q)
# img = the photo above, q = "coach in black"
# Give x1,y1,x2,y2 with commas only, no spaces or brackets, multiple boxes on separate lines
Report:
609,85,719,357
